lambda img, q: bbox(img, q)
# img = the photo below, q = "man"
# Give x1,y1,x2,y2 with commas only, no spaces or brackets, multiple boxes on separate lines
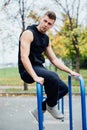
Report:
18,11,80,120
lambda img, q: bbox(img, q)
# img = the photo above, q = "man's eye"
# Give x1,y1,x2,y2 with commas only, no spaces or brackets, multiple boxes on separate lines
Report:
44,20,47,22
48,23,52,25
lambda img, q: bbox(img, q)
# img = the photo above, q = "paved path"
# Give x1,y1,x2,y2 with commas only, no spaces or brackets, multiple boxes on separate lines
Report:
0,95,87,130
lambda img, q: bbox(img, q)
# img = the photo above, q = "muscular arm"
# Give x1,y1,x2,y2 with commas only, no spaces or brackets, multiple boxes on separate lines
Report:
20,30,44,84
45,43,80,76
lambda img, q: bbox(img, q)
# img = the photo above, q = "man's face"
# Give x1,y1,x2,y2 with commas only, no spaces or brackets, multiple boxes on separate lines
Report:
38,15,55,33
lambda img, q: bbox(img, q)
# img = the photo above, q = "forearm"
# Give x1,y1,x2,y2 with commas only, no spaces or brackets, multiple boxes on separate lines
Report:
21,56,44,84
45,44,80,77
21,56,38,80
51,58,72,74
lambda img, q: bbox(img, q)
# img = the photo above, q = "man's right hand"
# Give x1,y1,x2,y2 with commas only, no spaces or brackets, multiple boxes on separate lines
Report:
34,76,44,85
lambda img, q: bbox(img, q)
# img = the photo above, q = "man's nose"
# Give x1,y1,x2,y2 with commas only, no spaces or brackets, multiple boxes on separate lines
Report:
45,22,48,27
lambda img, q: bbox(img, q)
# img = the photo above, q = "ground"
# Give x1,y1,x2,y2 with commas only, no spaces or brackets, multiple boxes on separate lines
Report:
0,95,87,130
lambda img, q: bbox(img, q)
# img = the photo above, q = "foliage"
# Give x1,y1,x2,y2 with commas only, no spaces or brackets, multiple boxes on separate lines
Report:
79,27,87,55
49,13,87,70
53,0,87,72
49,31,68,58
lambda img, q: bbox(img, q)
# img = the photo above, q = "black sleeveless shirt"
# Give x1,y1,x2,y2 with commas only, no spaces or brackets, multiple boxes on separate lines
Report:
18,24,49,74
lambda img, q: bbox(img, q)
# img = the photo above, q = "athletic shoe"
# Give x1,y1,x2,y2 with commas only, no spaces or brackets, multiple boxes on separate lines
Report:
46,104,64,119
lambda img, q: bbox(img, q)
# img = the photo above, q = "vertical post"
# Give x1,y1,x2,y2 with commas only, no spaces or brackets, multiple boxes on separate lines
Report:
36,82,43,130
58,98,64,122
68,75,73,130
68,75,87,130
58,100,60,110
58,98,64,114
62,97,64,115
79,77,86,130
61,97,64,122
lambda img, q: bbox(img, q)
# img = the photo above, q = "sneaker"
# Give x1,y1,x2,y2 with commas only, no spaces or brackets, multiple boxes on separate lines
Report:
46,104,64,119
31,108,45,121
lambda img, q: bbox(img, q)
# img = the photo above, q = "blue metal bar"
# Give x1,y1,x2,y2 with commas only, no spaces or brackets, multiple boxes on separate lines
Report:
62,97,64,115
68,75,87,130
68,75,73,130
36,82,65,130
36,82,43,130
61,97,64,122
79,77,86,130
57,98,64,114
57,97,64,122
58,100,60,110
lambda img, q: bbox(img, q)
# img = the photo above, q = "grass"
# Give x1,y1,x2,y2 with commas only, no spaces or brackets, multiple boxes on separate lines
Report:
0,67,23,86
5,88,36,93
0,67,87,93
4,87,87,93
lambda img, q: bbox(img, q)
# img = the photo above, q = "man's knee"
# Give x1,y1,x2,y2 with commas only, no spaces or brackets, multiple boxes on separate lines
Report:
50,72,59,83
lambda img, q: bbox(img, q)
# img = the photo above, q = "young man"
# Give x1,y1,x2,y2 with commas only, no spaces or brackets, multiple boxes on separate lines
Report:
18,11,80,120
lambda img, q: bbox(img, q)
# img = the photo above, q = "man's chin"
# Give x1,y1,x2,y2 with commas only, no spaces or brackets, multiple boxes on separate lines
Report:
40,29,47,34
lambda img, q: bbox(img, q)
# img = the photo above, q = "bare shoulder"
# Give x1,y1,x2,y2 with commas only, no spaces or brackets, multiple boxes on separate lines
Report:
20,30,33,43
45,42,51,51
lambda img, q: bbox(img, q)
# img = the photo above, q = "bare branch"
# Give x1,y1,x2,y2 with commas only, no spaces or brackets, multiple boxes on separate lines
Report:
18,0,22,16
76,0,80,27
65,0,73,30
54,0,67,13
2,0,11,9
71,0,76,17
4,0,11,6
55,0,73,30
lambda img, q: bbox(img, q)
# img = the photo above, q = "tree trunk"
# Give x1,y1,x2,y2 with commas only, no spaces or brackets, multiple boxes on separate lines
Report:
19,0,28,90
24,82,28,90
75,49,80,73
72,33,80,73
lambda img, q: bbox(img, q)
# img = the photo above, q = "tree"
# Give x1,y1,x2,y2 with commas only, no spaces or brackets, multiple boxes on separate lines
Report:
60,16,81,70
2,0,35,90
53,0,87,72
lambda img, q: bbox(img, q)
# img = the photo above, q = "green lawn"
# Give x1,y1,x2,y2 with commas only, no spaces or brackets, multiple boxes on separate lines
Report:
0,67,23,86
0,67,87,93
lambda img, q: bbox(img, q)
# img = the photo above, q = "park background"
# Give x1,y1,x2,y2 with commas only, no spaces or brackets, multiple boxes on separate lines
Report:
0,0,87,94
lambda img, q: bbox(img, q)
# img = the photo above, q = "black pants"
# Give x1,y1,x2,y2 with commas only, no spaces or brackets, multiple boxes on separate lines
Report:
20,65,68,109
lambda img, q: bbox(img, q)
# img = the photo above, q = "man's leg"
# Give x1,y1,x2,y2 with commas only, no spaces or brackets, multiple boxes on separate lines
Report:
33,66,68,119
20,66,68,107
57,79,68,100
20,66,68,119
32,65,68,107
